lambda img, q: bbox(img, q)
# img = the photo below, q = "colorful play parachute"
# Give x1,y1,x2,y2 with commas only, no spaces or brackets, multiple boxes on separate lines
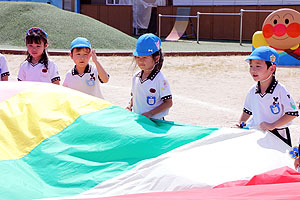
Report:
0,82,298,200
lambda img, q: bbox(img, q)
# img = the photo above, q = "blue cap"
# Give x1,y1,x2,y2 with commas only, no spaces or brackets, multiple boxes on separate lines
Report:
26,27,48,38
246,46,279,66
133,33,161,57
70,37,91,51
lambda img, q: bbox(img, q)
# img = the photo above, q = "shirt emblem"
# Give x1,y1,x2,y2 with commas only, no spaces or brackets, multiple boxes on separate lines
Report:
270,97,280,114
147,96,156,105
86,73,96,87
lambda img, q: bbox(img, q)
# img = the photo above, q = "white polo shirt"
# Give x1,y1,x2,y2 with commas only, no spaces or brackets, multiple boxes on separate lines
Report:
132,69,172,119
63,64,104,99
243,77,298,128
0,54,9,80
18,60,60,83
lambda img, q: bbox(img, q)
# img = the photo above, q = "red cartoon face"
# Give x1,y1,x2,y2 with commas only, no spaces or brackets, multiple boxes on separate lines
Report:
262,8,300,50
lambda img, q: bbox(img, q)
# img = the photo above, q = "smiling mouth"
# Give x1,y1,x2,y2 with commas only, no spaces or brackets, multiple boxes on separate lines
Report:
272,36,289,40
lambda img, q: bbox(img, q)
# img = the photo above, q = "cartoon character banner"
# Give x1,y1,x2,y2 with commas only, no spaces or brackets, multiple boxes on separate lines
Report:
252,8,300,65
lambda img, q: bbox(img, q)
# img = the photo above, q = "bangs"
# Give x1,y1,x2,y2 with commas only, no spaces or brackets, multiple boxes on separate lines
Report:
26,34,47,45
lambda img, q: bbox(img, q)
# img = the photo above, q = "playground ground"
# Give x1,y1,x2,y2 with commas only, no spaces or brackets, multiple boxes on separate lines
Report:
4,53,300,146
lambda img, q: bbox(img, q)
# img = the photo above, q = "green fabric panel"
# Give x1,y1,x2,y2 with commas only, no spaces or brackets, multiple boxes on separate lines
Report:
0,106,217,200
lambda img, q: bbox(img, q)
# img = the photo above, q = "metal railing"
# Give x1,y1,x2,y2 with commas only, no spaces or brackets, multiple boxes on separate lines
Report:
158,9,275,45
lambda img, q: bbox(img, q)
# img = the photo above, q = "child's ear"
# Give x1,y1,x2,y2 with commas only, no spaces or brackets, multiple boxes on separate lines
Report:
155,55,160,63
69,52,73,59
271,64,276,73
45,43,48,49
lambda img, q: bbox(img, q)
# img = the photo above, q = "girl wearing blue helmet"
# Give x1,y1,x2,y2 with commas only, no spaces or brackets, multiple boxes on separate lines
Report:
126,33,172,120
236,46,298,146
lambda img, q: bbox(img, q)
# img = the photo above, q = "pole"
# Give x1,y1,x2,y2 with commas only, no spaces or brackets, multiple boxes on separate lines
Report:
239,9,244,46
197,12,200,44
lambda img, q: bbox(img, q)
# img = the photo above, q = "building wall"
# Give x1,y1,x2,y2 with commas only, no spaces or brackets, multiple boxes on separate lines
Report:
80,5,133,35
158,5,300,40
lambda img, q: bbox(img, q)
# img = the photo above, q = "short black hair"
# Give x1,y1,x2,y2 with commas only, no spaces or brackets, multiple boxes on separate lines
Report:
266,61,276,74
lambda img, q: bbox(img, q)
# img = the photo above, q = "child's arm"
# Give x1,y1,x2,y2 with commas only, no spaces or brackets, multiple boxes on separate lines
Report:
1,75,8,81
91,50,109,83
259,114,297,131
233,111,251,128
52,80,60,85
142,99,173,119
125,97,133,111
294,158,300,170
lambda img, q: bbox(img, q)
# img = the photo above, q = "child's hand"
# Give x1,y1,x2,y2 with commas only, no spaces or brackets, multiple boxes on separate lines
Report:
259,122,274,131
90,49,98,63
125,105,132,111
294,158,300,170
142,111,153,119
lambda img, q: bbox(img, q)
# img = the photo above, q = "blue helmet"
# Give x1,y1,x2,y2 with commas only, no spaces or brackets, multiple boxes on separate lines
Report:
133,33,161,57
246,46,279,66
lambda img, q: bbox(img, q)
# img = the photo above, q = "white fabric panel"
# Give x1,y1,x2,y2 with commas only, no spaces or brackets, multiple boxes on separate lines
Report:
60,128,294,199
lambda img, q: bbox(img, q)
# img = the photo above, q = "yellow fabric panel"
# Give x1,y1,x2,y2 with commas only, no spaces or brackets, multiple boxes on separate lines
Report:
0,84,112,161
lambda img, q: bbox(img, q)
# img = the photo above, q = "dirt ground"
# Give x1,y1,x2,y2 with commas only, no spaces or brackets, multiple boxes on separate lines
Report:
4,54,300,146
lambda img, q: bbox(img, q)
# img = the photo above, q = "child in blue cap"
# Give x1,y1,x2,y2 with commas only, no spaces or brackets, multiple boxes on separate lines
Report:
63,37,109,99
236,46,298,146
126,33,173,120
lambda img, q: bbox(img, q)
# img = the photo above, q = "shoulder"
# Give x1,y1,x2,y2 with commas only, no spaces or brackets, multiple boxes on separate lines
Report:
20,60,29,68
133,70,141,78
274,81,290,94
0,54,5,60
47,59,57,67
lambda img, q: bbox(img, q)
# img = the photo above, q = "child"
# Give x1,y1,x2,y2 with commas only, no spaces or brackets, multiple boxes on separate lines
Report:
126,33,173,120
18,27,60,84
0,53,9,81
63,37,109,99
237,46,298,146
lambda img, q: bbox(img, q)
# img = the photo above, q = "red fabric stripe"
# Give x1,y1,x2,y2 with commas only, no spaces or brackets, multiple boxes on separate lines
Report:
64,167,300,200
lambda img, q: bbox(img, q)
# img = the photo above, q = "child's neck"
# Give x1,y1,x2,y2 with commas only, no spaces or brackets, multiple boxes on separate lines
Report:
31,56,41,64
76,65,87,75
259,76,274,94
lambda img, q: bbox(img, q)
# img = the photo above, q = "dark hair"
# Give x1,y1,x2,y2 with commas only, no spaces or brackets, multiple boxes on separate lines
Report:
71,47,91,54
266,61,276,74
25,29,49,69
152,49,164,71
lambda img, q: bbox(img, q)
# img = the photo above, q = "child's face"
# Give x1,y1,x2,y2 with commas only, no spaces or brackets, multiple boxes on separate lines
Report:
71,48,91,69
26,41,47,60
249,60,275,82
135,55,156,72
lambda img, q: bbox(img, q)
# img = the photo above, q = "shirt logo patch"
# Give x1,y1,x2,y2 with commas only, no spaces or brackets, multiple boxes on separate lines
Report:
86,73,96,86
290,102,296,110
162,80,167,91
86,79,95,86
42,68,47,73
270,97,280,114
270,54,276,63
150,88,156,93
147,96,156,105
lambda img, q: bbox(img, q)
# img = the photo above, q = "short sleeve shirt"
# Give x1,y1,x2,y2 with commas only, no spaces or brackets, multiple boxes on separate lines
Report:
0,54,9,80
18,60,60,83
63,64,104,99
131,69,172,119
243,78,298,128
